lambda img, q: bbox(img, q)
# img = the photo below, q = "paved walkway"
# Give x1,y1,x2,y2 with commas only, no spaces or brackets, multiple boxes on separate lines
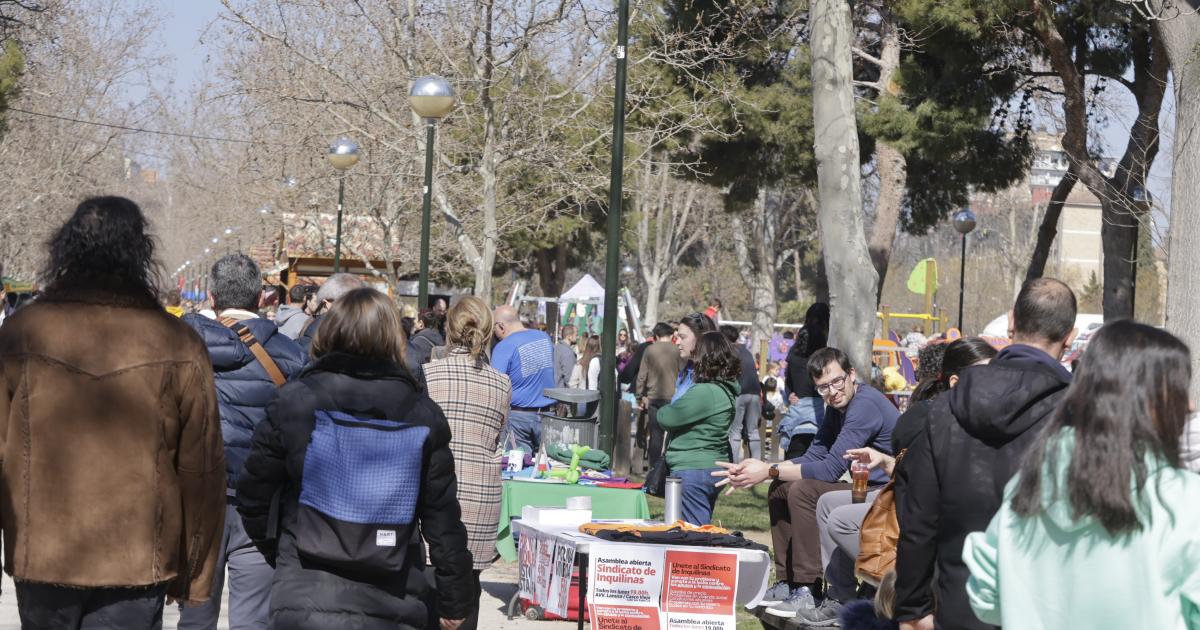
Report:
0,562,571,629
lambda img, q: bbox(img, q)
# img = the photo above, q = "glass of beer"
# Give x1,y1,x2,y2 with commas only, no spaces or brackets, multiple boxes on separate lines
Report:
851,460,870,503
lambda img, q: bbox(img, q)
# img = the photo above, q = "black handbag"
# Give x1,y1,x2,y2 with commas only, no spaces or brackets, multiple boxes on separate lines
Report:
643,432,671,497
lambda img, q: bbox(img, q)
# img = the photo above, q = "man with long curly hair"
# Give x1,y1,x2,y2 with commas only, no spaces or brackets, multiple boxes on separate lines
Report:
0,197,227,626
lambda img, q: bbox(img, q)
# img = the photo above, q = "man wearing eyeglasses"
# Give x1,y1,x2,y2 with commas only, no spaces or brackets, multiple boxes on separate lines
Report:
714,346,898,617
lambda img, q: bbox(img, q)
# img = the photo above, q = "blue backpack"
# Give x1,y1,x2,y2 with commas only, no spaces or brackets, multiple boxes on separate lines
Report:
293,406,430,576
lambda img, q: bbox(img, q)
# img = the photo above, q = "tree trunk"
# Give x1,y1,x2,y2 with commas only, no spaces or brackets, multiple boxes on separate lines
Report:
731,193,779,351
1025,167,1077,281
632,160,706,328
793,248,805,304
811,0,879,373
476,134,497,301
814,251,831,304
1152,1,1200,402
476,0,498,302
870,140,906,303
867,17,905,304
643,272,665,330
534,244,568,332
1099,28,1168,320
1099,197,1138,320
1033,3,1166,320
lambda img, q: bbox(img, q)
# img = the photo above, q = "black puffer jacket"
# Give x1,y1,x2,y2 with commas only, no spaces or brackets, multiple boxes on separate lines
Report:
783,338,819,400
183,313,306,493
889,398,935,511
894,345,1071,630
237,352,475,630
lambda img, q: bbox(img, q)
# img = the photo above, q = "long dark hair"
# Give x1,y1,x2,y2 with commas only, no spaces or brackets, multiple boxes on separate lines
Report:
801,302,830,357
1011,320,1192,535
694,331,740,383
910,337,997,403
42,197,161,301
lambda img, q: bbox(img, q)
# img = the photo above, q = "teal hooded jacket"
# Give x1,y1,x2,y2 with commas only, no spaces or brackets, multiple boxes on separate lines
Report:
964,429,1200,629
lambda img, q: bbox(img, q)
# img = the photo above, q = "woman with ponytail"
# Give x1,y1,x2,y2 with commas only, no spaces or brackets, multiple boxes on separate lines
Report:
424,296,512,630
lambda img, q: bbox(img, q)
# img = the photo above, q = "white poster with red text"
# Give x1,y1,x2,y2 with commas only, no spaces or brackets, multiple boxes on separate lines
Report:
587,544,738,630
588,543,665,630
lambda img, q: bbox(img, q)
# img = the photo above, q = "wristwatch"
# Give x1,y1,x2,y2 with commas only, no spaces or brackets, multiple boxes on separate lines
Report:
768,463,780,480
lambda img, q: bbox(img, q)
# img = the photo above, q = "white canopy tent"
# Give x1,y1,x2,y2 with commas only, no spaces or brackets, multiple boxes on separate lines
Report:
558,274,606,302
508,274,643,342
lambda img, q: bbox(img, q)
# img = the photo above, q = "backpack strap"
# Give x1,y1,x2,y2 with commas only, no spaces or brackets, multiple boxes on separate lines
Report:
220,316,288,387
411,334,435,355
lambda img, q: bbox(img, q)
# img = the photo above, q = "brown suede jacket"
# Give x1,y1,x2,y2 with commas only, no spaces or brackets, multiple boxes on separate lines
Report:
0,286,226,602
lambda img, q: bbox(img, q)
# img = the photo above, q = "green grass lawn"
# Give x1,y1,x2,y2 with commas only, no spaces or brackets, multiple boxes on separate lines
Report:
737,606,765,629
643,484,772,532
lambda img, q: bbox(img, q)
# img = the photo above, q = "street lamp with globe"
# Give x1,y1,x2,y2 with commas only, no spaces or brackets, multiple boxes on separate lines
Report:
327,136,361,273
953,209,977,331
408,75,456,308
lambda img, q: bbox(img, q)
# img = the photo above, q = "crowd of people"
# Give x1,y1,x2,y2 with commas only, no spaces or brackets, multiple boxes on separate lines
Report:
0,196,1198,630
709,279,1200,630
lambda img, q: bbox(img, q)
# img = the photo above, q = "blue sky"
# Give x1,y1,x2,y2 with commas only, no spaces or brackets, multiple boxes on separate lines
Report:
159,0,223,92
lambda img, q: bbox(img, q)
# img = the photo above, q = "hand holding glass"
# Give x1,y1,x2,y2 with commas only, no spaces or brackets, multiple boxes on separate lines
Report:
850,460,870,503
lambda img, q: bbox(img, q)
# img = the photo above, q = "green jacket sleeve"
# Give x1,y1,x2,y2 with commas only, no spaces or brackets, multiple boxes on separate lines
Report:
656,384,715,431
963,516,1001,626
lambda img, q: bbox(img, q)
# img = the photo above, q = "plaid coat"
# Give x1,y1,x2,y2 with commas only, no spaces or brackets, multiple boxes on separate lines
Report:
424,347,511,570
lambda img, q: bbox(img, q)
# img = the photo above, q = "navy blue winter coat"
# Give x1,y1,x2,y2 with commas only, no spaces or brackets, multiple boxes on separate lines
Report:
183,313,306,493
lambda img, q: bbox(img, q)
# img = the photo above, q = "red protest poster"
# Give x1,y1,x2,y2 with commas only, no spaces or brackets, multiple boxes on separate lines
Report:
660,550,738,630
589,604,661,630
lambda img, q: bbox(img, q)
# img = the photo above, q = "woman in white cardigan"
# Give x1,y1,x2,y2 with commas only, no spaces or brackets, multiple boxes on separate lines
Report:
570,336,602,389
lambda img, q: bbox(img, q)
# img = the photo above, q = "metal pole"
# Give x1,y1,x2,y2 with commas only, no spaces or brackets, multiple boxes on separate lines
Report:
334,177,346,273
923,259,935,335
597,0,630,457
418,122,436,309
958,233,967,330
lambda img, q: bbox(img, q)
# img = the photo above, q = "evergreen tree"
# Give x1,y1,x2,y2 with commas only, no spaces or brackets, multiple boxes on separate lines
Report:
0,0,41,139
893,0,1168,319
655,0,1035,306
0,40,21,138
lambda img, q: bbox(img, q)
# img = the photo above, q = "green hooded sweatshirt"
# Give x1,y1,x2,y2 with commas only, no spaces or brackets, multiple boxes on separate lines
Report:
964,428,1200,630
655,379,738,471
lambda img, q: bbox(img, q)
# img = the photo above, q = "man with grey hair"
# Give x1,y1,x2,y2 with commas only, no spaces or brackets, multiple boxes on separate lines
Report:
181,254,306,630
297,272,365,353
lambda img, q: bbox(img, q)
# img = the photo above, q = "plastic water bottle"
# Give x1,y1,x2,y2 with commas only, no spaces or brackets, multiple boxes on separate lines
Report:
664,476,683,524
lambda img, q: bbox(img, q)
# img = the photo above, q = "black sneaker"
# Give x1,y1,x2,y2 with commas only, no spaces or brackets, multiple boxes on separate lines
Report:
759,580,793,607
794,597,844,626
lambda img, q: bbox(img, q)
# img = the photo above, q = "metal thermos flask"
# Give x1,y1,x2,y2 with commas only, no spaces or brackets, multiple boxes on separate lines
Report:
664,476,683,524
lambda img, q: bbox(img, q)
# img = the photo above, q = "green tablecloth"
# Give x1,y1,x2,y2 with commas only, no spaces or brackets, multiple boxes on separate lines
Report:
496,480,650,561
